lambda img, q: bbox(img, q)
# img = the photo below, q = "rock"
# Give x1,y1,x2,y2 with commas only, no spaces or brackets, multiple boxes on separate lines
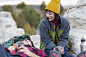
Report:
76,0,86,6
63,0,86,55
69,28,86,55
0,11,25,43
30,35,40,48
64,5,86,29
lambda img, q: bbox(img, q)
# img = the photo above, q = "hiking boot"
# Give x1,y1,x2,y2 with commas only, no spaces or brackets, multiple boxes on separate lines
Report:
50,50,61,57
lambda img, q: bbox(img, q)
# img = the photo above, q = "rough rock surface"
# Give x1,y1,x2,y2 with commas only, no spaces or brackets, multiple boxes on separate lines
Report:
0,11,25,43
64,0,86,55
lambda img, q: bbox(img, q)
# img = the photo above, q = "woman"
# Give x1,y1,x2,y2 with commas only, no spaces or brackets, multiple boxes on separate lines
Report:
0,34,61,57
0,37,39,57
8,38,40,57
40,0,74,57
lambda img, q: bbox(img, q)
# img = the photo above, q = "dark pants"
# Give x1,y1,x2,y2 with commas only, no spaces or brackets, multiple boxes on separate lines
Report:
0,44,20,57
45,46,74,57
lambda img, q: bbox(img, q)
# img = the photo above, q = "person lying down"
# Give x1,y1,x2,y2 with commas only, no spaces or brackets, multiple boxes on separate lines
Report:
1,34,61,57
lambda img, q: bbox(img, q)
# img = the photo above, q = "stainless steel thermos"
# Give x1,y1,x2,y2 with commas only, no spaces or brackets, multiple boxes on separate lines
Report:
80,37,86,52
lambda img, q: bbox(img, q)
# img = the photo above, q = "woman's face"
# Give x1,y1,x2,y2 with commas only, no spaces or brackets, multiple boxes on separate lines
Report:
23,39,32,47
46,11,55,21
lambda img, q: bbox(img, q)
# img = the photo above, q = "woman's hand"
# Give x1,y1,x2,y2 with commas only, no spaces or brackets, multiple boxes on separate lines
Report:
53,46,64,55
8,46,16,52
61,47,64,55
17,45,39,57
17,45,30,55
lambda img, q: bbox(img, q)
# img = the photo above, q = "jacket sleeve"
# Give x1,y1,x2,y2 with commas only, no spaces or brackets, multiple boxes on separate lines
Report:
40,20,56,49
57,19,70,47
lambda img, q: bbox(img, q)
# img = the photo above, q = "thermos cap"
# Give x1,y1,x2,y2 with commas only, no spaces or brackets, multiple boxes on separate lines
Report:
81,37,85,42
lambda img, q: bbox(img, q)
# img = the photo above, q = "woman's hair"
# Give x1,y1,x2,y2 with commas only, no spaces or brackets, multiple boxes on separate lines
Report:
24,37,34,47
45,9,59,21
30,40,34,47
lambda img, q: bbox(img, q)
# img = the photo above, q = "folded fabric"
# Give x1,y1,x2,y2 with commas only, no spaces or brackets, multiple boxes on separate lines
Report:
77,51,86,57
50,50,61,57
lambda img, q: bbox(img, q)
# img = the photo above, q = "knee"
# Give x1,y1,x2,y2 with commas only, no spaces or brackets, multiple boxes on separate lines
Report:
62,51,74,57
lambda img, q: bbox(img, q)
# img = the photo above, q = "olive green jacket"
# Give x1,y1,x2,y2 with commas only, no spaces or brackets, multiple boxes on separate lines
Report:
40,16,70,50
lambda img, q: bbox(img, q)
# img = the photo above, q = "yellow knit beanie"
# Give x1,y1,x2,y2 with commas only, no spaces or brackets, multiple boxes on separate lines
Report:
45,0,61,14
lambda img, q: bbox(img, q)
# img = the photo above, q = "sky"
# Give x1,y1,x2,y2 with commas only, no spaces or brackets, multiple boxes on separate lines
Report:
0,0,79,6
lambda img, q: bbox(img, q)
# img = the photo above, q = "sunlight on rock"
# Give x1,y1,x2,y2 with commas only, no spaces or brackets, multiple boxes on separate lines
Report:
0,11,25,43
64,0,86,55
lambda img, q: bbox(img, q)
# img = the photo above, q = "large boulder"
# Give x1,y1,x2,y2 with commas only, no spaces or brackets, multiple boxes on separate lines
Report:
69,28,86,55
64,4,86,29
64,0,86,55
76,0,86,6
0,11,25,43
30,35,40,48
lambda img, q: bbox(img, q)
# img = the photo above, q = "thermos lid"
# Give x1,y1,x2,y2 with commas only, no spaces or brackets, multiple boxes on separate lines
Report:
81,37,85,42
